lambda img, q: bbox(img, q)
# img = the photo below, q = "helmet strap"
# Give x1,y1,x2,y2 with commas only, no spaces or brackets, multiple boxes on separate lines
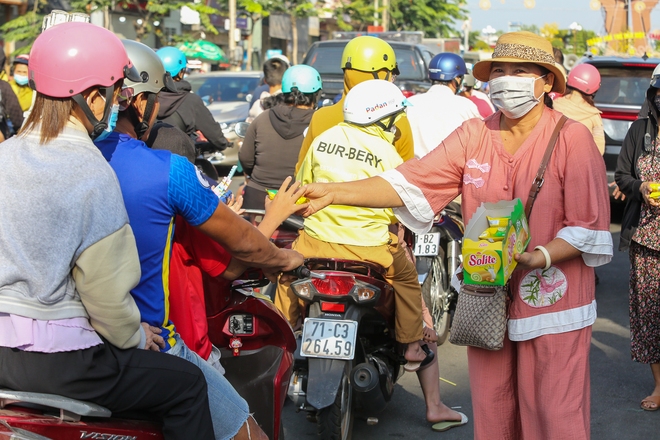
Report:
371,70,391,81
375,111,402,132
451,77,462,95
71,87,114,140
130,92,158,141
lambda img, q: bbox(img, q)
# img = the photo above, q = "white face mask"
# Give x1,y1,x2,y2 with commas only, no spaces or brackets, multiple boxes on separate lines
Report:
489,75,546,119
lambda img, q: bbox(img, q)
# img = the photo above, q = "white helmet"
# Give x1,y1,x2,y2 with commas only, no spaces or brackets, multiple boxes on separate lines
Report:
343,79,410,126
651,63,660,88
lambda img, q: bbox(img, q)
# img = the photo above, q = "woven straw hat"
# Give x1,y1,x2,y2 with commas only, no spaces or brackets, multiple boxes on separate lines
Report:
473,31,566,94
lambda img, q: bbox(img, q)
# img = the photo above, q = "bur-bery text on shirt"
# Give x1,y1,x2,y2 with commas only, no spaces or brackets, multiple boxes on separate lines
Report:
316,141,384,168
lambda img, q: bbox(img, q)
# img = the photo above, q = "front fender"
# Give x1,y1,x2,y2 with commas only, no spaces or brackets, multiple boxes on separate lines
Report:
306,358,346,410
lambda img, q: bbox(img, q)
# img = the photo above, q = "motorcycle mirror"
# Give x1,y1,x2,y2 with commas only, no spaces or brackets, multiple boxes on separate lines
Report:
234,122,249,138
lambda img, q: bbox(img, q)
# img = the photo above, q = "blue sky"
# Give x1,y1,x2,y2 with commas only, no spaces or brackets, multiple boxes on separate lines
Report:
464,0,660,35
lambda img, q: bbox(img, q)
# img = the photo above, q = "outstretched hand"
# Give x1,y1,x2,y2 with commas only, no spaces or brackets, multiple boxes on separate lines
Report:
300,183,334,217
225,193,245,215
264,176,308,219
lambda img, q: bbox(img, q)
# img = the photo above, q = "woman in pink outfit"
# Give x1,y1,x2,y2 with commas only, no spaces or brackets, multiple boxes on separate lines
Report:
300,31,613,440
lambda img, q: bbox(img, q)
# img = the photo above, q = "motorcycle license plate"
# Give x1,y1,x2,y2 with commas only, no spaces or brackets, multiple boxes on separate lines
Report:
414,232,441,256
300,318,358,360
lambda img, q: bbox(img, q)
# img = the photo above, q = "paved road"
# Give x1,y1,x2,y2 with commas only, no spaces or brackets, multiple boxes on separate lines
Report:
278,206,660,439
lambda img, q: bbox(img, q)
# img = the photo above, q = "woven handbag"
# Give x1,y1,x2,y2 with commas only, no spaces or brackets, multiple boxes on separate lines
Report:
448,115,568,351
449,284,509,350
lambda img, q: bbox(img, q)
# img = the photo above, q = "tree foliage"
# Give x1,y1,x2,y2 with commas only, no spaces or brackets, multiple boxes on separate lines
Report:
540,22,559,40
110,0,221,43
70,0,220,43
0,0,49,55
519,24,539,34
330,0,465,37
239,0,272,26
472,40,492,51
333,0,376,32
388,0,466,38
556,28,597,56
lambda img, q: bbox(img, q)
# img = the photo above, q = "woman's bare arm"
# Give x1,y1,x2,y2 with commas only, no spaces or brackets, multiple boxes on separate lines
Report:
196,202,303,273
514,238,582,270
301,176,403,217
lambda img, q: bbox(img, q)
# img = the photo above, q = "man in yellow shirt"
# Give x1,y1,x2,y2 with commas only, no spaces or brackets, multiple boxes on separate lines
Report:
9,55,33,113
294,36,414,174
278,79,429,365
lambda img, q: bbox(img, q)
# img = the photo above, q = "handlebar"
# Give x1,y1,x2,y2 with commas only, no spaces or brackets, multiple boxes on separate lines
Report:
287,266,326,280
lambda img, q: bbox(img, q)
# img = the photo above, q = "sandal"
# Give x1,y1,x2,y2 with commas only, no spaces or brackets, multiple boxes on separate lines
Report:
431,412,468,432
641,395,660,411
404,344,434,372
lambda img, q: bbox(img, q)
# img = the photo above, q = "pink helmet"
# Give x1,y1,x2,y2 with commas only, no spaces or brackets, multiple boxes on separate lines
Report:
29,22,140,98
567,64,601,95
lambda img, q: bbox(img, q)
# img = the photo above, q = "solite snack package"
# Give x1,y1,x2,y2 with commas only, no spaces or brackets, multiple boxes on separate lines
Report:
462,199,530,286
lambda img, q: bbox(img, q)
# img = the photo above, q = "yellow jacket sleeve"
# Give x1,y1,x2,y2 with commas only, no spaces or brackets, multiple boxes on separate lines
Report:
394,114,414,162
296,118,317,175
296,139,315,186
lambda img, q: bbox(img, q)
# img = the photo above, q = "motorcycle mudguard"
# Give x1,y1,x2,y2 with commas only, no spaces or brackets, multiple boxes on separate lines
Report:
306,358,346,410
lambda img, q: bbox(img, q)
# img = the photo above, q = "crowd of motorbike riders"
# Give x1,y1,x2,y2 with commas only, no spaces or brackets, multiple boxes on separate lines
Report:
0,13,627,440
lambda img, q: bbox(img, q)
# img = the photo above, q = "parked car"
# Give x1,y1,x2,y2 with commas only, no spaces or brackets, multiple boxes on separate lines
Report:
579,55,660,200
301,37,435,101
187,71,263,168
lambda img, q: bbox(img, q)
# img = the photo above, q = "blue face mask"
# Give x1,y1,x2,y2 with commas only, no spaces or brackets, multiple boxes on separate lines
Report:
13,74,28,86
94,104,119,142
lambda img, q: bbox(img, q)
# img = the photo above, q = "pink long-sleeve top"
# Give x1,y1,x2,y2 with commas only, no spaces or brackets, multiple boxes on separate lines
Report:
382,107,613,341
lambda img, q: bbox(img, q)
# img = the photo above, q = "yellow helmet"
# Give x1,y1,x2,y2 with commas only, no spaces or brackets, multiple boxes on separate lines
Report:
341,36,399,74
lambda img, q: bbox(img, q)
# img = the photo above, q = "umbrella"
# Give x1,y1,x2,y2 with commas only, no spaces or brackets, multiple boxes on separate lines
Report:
177,40,227,63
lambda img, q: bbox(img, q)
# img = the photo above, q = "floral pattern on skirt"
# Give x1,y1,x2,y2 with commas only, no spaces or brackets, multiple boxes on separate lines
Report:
629,241,660,364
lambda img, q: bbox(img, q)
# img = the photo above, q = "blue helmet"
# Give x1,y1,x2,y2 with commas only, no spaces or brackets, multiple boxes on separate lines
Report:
282,65,323,94
156,46,187,77
428,52,467,82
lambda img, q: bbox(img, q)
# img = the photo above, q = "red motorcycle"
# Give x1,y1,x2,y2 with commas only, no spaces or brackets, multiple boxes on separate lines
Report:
0,269,296,440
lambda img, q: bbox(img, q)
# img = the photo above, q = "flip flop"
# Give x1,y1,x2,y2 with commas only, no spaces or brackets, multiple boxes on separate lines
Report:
404,344,435,372
431,412,468,432
641,395,660,411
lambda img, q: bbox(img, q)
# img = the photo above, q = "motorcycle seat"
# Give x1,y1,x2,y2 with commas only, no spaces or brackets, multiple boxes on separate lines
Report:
0,389,111,421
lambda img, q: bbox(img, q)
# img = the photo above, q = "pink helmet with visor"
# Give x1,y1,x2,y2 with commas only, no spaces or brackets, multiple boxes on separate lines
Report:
567,63,601,95
29,21,140,98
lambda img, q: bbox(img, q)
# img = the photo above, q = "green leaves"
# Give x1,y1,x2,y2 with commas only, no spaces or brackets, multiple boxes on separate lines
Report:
331,0,466,38
0,10,44,56
388,0,467,38
333,0,375,31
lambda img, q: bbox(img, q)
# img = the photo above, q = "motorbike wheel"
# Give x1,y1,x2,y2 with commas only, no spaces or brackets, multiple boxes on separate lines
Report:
421,249,451,345
316,364,354,440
